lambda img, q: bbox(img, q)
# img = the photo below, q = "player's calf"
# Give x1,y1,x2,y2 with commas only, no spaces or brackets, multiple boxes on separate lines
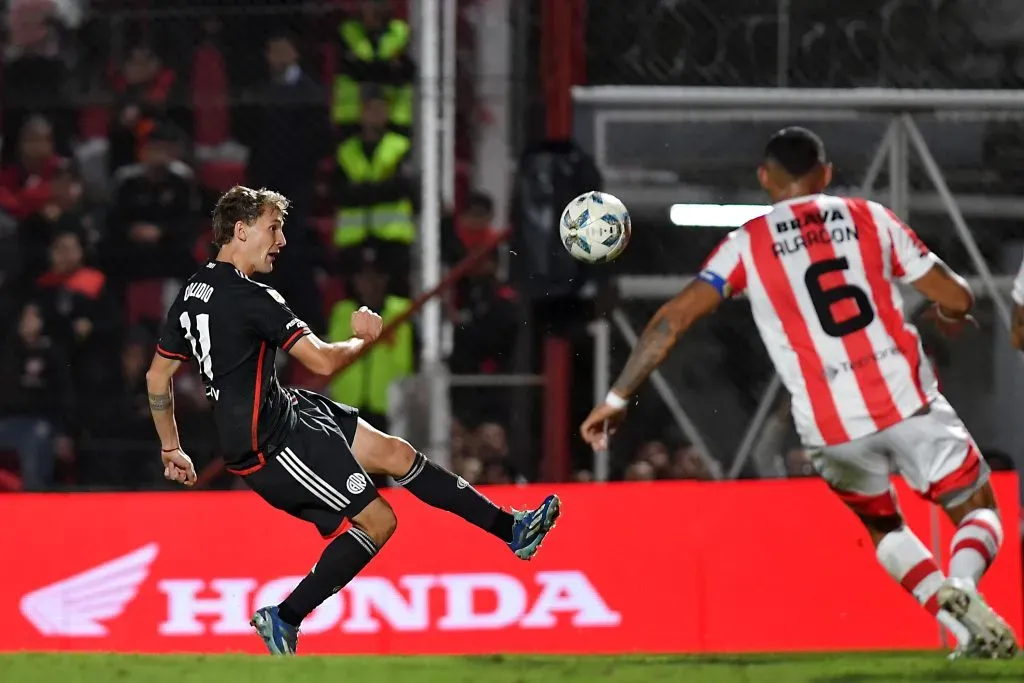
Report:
257,496,396,654
944,482,1002,589
353,419,518,544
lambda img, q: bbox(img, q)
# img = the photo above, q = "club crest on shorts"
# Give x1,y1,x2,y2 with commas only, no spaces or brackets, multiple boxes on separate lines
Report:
346,473,367,495
456,476,469,489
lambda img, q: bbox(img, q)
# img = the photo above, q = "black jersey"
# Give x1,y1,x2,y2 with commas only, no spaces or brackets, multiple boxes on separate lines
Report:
156,261,311,472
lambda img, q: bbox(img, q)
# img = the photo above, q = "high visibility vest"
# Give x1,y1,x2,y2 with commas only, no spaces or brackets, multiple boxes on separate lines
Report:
328,296,413,414
335,132,416,247
333,19,414,127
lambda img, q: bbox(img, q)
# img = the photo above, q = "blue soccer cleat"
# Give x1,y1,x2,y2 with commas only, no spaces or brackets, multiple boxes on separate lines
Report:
250,606,299,655
508,494,561,560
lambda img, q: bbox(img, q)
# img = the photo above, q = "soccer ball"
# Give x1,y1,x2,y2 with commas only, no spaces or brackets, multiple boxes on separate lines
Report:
559,191,631,263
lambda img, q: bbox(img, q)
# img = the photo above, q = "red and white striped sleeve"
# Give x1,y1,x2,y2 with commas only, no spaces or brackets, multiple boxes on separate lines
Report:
697,229,747,298
1013,255,1024,306
879,204,936,283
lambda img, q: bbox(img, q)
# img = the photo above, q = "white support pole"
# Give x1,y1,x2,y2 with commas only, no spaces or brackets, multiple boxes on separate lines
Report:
441,0,457,208
889,116,910,221
727,374,783,479
861,120,895,194
610,309,717,467
903,116,1014,331
588,318,612,482
419,0,450,468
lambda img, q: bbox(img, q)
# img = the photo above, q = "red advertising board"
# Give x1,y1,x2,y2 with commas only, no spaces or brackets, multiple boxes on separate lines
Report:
2,475,1021,654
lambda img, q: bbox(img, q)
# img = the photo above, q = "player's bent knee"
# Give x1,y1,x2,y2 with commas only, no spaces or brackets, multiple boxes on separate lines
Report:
354,420,417,477
352,496,398,548
860,513,904,538
380,435,417,478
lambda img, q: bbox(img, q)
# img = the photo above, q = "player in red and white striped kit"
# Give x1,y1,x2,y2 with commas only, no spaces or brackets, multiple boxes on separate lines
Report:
581,127,1017,659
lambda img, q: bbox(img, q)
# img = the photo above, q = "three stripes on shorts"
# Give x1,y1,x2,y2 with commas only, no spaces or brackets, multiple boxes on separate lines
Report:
276,447,377,556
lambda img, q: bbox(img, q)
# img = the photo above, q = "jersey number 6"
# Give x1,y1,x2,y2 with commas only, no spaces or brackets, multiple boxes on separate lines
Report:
804,257,875,338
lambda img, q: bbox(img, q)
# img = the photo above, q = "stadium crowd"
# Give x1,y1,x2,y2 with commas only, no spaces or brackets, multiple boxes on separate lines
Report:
0,0,525,491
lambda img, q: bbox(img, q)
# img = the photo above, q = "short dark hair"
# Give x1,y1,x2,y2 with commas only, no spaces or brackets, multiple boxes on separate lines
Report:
211,186,290,246
466,190,494,215
764,127,826,178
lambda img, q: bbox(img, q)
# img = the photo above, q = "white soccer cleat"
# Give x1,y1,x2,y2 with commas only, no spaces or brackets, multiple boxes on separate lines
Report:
937,577,1018,659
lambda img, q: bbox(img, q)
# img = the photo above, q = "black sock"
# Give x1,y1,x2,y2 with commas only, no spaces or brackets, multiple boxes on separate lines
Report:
396,452,515,543
277,526,379,627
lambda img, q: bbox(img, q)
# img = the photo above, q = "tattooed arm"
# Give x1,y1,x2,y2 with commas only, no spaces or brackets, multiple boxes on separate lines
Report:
609,279,726,399
146,353,183,453
580,279,726,450
146,353,197,485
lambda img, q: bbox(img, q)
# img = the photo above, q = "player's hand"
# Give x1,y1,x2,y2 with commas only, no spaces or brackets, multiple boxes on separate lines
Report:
927,304,978,339
580,401,628,452
161,448,197,487
351,306,383,342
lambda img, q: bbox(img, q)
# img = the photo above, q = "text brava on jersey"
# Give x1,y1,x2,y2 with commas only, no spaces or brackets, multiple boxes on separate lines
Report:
772,209,857,258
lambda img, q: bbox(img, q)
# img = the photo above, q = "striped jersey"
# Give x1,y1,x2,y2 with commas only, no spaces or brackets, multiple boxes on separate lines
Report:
698,194,940,447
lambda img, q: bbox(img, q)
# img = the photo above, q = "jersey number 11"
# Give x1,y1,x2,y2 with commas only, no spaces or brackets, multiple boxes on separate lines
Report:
180,312,215,384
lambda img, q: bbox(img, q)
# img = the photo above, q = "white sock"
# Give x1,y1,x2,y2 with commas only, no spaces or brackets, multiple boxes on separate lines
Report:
876,526,971,647
949,508,1003,589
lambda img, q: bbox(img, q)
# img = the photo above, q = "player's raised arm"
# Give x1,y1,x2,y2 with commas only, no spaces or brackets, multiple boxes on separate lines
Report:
288,306,384,376
145,353,197,486
882,206,976,333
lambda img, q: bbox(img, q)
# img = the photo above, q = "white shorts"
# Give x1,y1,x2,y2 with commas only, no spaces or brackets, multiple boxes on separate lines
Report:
808,395,990,516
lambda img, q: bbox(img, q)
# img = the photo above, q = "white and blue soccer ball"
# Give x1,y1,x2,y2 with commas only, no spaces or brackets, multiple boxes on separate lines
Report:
559,191,632,264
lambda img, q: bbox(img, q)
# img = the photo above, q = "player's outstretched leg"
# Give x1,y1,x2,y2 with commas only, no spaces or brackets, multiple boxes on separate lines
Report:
353,419,560,560
251,497,397,655
937,480,1017,659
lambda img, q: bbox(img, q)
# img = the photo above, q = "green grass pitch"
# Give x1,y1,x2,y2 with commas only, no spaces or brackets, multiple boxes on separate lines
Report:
2,653,1024,683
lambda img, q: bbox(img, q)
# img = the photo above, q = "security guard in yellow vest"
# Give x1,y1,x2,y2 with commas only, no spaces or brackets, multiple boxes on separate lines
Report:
333,0,414,135
334,86,416,269
328,249,414,431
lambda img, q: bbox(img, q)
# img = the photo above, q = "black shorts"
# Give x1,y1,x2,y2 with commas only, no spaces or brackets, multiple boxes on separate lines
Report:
244,390,378,538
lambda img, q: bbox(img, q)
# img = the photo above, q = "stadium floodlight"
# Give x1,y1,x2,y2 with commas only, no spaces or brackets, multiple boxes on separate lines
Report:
669,203,770,228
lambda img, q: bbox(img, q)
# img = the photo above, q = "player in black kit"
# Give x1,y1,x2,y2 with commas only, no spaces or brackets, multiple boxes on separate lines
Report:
146,186,561,655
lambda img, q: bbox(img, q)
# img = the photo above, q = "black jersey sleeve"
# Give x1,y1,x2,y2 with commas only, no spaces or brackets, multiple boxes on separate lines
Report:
247,284,312,351
156,301,193,361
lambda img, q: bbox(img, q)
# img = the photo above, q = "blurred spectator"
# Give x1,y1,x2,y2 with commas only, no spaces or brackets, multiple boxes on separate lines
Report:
333,0,415,137
449,249,520,424
334,86,416,288
2,2,73,164
78,326,155,486
785,448,815,478
34,229,120,392
0,116,69,220
17,165,89,287
635,440,672,479
242,31,329,334
105,123,199,281
475,422,509,460
573,470,594,483
108,44,191,173
624,459,656,482
670,444,722,481
0,301,73,490
327,247,414,432
442,190,502,267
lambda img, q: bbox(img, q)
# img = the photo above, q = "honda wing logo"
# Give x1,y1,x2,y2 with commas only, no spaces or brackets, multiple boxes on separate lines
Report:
20,543,159,636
